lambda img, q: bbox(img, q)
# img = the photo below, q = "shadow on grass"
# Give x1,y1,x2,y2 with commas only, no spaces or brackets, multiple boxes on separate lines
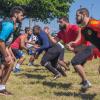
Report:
15,73,46,80
25,68,46,73
43,81,72,89
54,91,96,100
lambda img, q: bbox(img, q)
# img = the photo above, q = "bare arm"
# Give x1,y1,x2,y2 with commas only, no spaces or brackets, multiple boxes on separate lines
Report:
8,47,16,60
26,40,35,45
65,28,82,52
20,36,28,51
68,28,82,46
0,41,8,57
47,34,60,44
45,29,60,44
0,41,12,64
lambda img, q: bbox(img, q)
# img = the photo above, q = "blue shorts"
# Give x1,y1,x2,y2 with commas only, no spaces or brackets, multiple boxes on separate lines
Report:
12,49,25,59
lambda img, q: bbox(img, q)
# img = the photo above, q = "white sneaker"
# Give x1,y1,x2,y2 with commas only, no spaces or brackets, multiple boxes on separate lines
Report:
81,80,92,89
28,62,34,66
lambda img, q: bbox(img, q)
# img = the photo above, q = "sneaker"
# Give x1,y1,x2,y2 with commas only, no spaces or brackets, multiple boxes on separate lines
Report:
28,62,34,66
81,80,92,89
52,74,62,81
0,89,13,96
13,68,20,73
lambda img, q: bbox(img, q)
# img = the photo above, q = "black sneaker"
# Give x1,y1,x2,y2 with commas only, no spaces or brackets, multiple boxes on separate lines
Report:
0,89,13,96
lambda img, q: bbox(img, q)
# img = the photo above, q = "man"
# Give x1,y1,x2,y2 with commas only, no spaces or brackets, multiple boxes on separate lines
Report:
43,26,70,71
68,8,100,89
26,33,38,55
30,25,66,80
45,16,81,73
11,27,32,73
45,16,80,48
0,6,24,95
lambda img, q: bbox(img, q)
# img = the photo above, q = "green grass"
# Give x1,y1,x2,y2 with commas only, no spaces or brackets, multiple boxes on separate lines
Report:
0,52,100,100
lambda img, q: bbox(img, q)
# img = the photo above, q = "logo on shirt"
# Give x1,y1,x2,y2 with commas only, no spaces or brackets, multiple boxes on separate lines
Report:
90,20,98,25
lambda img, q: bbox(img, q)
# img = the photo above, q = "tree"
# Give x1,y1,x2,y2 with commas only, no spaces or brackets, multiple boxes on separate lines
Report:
0,0,74,22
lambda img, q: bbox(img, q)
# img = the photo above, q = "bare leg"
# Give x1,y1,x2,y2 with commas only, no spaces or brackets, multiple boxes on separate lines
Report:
2,62,14,84
58,60,70,71
74,64,87,82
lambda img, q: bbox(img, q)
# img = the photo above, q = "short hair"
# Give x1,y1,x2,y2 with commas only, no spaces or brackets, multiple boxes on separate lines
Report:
10,6,25,17
58,16,69,22
33,25,41,32
44,26,49,30
25,27,31,33
77,8,89,17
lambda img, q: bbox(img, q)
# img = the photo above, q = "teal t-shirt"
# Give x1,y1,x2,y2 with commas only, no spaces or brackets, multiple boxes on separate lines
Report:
0,19,14,42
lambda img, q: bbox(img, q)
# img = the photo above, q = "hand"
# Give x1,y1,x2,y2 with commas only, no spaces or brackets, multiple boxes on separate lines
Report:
34,45,40,49
45,29,51,35
67,41,75,46
66,44,74,52
5,56,12,65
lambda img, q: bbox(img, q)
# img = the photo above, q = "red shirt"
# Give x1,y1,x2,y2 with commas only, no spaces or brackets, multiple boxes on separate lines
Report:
11,34,26,49
57,24,79,44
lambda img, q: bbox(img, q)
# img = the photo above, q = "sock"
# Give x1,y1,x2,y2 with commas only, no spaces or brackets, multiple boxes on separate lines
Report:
15,63,20,69
29,62,34,65
0,85,6,90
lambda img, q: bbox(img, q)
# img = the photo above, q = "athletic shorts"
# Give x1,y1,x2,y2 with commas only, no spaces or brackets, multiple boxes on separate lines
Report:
12,48,25,59
71,46,94,66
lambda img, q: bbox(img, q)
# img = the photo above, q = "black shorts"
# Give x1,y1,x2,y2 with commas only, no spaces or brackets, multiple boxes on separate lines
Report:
71,46,94,66
41,44,64,67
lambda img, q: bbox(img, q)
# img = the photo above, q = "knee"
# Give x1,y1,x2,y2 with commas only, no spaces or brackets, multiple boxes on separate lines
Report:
58,59,62,64
41,59,47,66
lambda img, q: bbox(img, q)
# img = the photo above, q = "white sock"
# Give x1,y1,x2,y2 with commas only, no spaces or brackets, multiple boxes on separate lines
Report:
0,85,6,90
15,63,20,69
29,62,33,65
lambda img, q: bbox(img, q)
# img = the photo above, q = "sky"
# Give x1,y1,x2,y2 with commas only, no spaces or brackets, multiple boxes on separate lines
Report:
69,0,100,23
21,0,100,33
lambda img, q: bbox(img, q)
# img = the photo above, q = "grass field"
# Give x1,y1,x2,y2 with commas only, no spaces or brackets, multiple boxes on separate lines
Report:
0,52,100,100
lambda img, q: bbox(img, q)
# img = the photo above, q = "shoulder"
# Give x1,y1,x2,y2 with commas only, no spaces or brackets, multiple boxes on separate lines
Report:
3,21,13,27
88,18,100,26
40,31,47,37
70,24,79,31
20,34,25,39
57,30,63,36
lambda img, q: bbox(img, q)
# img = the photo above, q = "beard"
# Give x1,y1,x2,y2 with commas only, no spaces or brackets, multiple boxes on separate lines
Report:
76,16,84,24
16,18,21,23
76,18,83,24
59,24,66,31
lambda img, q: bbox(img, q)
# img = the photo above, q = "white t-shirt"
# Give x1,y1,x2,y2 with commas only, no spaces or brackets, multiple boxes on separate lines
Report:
26,34,37,48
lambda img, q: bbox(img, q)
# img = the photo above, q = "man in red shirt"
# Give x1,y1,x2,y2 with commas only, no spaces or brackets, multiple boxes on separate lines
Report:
46,16,80,48
67,8,100,90
56,16,79,44
11,27,32,73
45,16,83,77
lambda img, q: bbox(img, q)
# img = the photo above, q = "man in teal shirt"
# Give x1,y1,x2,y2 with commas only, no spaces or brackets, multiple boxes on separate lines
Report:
0,6,24,95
